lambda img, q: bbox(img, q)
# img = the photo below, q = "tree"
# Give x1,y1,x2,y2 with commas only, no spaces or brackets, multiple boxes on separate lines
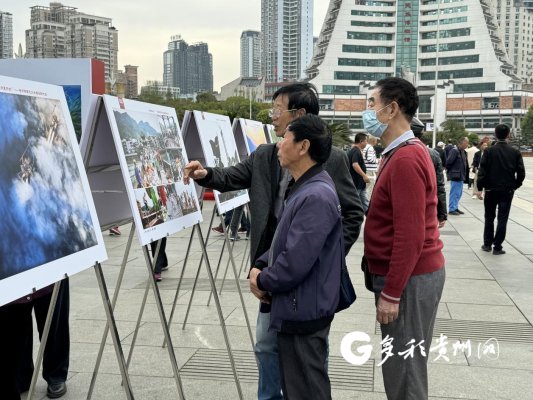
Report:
437,119,478,145
196,92,217,103
521,104,533,145
255,109,272,124
327,122,352,148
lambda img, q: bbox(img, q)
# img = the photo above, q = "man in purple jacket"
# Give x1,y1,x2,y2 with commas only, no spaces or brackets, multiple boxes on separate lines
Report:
249,115,342,400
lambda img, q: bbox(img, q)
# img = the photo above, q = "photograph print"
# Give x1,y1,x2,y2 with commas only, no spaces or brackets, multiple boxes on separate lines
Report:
0,76,106,306
104,95,202,245
192,111,249,214
239,118,268,154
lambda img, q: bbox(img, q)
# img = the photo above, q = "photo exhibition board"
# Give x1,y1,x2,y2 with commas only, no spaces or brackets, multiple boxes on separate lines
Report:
82,95,134,230
264,124,280,144
187,111,249,214
102,95,203,246
235,118,268,157
0,58,104,147
0,75,107,306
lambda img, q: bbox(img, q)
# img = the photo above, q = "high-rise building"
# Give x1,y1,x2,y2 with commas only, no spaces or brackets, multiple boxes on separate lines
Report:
496,1,533,84
305,0,532,136
25,2,118,79
124,64,138,98
240,30,261,78
261,0,314,83
163,35,213,95
0,10,13,59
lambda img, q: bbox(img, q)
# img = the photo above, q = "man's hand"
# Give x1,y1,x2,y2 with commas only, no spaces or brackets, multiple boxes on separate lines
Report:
477,193,484,200
438,219,446,228
363,175,371,184
376,297,399,325
183,160,208,184
249,268,269,303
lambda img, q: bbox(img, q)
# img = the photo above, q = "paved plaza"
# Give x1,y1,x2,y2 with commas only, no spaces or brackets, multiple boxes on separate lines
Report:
23,158,533,400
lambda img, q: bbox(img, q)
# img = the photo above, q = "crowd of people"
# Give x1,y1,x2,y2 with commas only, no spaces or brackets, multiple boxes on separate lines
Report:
1,78,526,400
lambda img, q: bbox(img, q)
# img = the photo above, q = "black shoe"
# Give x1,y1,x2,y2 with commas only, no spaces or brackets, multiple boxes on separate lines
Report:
456,209,465,214
47,382,67,399
449,210,460,215
481,245,492,252
493,249,506,255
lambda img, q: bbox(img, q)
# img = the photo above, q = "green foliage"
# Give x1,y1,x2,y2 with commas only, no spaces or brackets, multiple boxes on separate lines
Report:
327,121,352,148
436,120,478,145
256,109,272,124
521,104,533,145
196,92,218,103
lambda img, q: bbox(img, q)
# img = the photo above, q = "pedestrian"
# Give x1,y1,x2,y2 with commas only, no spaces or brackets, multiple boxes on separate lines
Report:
477,124,525,255
434,141,446,167
184,83,364,400
444,138,454,159
472,142,488,199
347,133,371,213
446,137,469,215
363,136,379,197
362,77,445,400
465,142,478,189
249,114,342,400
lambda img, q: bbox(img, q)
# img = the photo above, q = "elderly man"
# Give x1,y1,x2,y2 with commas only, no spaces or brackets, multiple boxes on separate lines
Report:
446,137,469,215
249,114,341,400
184,83,363,400
362,77,445,400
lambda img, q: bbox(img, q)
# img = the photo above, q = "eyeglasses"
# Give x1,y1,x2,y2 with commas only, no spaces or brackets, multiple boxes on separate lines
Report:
268,108,298,118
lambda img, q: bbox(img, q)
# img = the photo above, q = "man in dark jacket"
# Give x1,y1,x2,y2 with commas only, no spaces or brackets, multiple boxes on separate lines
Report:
184,83,364,400
477,124,525,255
446,137,469,215
249,115,341,400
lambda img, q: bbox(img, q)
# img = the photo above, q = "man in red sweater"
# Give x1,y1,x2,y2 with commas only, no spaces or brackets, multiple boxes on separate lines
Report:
363,77,445,400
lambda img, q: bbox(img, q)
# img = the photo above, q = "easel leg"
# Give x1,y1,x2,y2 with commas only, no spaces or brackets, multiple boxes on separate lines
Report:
26,280,61,400
87,223,135,400
196,225,244,400
94,263,135,399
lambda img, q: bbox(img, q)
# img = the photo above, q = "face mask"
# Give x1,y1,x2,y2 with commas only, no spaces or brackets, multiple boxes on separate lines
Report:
362,104,391,138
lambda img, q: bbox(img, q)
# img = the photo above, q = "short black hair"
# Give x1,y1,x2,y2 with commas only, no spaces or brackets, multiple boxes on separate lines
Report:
273,83,320,116
354,133,368,144
495,124,510,140
457,137,468,145
374,77,419,121
287,115,332,164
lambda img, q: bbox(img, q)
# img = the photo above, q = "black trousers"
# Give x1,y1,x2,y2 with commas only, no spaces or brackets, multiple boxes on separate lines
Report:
150,237,168,273
0,279,69,399
483,190,514,251
277,324,331,400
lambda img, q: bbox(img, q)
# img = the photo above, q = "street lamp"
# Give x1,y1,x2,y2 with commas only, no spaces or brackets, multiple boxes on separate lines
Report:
432,0,442,148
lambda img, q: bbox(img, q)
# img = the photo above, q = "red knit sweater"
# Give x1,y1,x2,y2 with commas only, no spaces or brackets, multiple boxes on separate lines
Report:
364,140,445,304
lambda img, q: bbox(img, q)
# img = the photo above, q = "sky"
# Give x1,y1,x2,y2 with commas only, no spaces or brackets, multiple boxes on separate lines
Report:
6,1,330,91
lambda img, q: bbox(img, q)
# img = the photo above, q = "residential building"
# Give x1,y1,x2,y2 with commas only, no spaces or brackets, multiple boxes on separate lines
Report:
240,30,261,78
220,76,265,101
163,35,213,95
305,0,529,137
25,2,118,79
124,65,138,98
261,0,314,82
0,10,13,59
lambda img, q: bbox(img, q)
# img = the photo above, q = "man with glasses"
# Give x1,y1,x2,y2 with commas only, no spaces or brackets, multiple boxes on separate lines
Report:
184,83,363,400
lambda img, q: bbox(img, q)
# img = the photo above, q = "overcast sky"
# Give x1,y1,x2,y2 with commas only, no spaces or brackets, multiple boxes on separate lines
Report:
6,1,330,91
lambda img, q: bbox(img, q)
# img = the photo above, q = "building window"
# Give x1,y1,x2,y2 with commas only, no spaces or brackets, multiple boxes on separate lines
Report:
347,32,393,40
420,68,483,80
463,118,482,129
513,95,523,108
338,58,393,67
483,118,500,128
420,54,479,65
421,6,468,15
483,97,500,109
452,83,496,92
422,16,467,26
354,0,394,5
419,96,432,113
421,27,470,39
334,71,392,80
343,44,393,53
323,85,360,94
421,41,475,52
351,20,394,27
351,10,394,17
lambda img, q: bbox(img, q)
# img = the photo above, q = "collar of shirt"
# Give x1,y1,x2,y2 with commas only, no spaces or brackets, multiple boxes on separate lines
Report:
382,130,415,156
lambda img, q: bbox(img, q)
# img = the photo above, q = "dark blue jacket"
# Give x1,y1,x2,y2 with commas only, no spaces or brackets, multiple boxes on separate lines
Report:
446,147,469,182
256,167,342,334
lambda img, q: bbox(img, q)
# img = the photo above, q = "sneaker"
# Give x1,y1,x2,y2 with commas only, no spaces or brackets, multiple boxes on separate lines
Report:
448,210,460,216
456,209,465,214
472,195,477,199
237,227,248,233
493,249,506,255
211,226,224,235
161,266,169,271
109,226,121,236
230,235,241,241
481,245,492,252
154,273,162,281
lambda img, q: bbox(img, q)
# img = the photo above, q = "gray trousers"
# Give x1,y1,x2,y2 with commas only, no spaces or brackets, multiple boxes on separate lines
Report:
278,324,331,400
375,267,445,400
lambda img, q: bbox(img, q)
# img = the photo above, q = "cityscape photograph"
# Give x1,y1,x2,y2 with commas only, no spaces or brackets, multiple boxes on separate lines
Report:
1,1,533,399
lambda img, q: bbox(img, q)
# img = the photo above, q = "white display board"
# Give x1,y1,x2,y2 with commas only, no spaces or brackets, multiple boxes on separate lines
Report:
183,111,249,214
0,75,107,306
264,124,279,144
102,95,202,246
236,118,268,155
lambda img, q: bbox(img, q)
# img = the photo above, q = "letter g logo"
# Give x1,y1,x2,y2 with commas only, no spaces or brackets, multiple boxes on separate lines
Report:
340,331,373,366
